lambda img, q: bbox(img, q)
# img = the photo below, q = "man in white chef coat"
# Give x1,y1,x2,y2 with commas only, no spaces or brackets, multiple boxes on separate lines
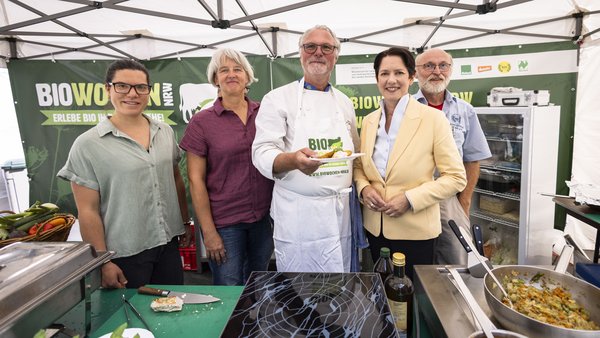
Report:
252,25,360,272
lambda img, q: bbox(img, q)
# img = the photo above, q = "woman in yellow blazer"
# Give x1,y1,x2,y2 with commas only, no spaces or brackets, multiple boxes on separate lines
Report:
354,47,466,279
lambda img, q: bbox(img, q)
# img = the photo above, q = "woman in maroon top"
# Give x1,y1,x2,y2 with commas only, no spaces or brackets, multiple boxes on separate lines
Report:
180,48,274,285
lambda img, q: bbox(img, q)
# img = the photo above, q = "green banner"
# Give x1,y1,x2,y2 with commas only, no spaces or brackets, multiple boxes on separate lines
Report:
7,42,578,230
40,110,176,125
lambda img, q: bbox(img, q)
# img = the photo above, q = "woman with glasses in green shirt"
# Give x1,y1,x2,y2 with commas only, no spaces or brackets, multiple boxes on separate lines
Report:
58,59,191,289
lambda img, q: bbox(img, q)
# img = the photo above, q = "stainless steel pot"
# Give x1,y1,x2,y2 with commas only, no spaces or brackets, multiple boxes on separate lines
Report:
448,220,600,337
484,265,600,338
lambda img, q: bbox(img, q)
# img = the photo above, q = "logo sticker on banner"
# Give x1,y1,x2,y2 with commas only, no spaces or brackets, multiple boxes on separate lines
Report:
461,65,472,75
178,83,218,123
498,61,512,73
518,60,529,72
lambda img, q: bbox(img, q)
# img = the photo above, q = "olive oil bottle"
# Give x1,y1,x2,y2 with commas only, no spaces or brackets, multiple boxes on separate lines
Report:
385,252,414,336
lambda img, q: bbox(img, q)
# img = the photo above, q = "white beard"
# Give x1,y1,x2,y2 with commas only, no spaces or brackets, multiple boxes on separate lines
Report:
421,76,450,94
305,62,329,75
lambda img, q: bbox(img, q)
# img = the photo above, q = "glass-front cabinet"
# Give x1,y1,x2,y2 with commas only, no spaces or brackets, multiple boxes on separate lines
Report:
472,106,560,265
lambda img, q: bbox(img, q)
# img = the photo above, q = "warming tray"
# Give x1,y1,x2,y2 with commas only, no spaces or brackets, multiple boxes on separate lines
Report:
0,241,112,338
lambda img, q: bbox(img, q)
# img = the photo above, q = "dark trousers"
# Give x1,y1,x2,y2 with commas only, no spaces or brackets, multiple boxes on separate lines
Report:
366,231,435,281
112,237,183,289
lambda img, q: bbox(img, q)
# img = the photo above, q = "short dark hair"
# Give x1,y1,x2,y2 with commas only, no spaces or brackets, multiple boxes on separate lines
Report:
105,59,150,84
373,47,416,80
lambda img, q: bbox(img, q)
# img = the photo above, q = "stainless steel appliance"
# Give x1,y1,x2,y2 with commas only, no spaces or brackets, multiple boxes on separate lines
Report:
0,242,112,338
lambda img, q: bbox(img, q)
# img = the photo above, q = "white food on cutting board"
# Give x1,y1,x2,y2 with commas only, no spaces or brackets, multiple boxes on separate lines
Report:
99,328,154,338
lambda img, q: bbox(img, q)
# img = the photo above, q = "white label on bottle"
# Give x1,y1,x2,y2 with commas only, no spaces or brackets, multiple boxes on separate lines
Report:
388,299,408,331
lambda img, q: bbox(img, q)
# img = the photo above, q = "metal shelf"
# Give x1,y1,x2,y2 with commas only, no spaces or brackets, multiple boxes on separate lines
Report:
486,137,523,143
471,210,519,229
474,188,520,201
480,164,521,174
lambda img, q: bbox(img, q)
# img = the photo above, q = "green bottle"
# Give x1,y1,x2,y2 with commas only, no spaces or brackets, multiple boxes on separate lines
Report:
373,247,393,286
385,252,414,336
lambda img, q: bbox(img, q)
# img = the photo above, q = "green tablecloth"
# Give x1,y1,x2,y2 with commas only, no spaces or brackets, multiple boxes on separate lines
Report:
89,285,243,338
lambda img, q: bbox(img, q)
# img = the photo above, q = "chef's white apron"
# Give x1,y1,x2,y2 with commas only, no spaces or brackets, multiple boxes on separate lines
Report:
272,79,354,273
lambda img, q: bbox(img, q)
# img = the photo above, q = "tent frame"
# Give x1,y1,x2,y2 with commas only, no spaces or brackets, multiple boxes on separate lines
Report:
0,0,595,61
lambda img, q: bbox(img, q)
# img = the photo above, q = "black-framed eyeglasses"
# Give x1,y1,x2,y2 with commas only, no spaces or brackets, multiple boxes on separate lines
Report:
301,43,337,55
416,62,452,72
108,82,152,95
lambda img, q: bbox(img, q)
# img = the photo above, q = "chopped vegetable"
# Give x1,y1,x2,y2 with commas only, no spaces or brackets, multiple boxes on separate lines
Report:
109,322,141,338
530,272,544,283
501,271,600,330
111,323,128,338
0,228,8,240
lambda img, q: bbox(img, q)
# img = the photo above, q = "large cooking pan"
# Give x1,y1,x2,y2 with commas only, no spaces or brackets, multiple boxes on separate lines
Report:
448,220,600,338
484,265,600,338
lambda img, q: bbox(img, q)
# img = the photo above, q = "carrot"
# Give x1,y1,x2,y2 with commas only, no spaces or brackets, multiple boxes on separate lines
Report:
42,217,66,232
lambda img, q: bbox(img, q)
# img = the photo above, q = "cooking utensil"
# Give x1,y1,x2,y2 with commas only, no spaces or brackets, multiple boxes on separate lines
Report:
540,193,574,199
122,296,152,332
472,224,485,256
447,267,529,338
484,264,600,337
448,220,513,308
122,294,131,324
138,286,221,304
447,267,495,338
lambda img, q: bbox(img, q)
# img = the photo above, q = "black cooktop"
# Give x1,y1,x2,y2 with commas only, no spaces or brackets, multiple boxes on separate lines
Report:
221,271,398,338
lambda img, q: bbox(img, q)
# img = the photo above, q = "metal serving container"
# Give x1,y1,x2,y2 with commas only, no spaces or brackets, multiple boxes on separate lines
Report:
0,242,112,338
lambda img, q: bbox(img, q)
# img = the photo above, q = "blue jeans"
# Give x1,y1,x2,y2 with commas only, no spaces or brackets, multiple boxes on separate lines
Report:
207,216,274,285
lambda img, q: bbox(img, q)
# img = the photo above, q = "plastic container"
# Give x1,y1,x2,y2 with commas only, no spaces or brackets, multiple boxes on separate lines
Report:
179,247,198,271
575,263,600,288
179,223,198,271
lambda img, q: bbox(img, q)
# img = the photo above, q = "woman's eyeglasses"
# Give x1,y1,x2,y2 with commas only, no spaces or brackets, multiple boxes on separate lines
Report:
416,63,452,72
301,43,337,55
109,82,152,95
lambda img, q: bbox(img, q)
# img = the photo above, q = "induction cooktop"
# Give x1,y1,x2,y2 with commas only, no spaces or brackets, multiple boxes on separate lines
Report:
221,271,398,338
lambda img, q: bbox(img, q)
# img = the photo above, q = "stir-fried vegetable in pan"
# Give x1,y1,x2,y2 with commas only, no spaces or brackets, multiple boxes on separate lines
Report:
501,270,599,330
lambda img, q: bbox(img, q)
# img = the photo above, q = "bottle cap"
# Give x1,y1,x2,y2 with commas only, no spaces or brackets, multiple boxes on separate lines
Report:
392,252,405,265
380,247,390,257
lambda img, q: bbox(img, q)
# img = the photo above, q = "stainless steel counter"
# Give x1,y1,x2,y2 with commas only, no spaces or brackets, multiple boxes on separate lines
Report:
414,265,500,338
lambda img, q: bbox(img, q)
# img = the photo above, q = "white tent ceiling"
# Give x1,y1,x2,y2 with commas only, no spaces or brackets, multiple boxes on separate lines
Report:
1,0,600,66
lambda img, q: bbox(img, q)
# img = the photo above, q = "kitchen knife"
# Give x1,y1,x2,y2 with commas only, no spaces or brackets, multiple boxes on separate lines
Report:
448,220,512,307
138,286,221,304
471,224,485,256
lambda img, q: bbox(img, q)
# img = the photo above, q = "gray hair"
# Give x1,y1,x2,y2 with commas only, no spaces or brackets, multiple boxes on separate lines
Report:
298,25,341,56
206,48,258,87
415,48,453,64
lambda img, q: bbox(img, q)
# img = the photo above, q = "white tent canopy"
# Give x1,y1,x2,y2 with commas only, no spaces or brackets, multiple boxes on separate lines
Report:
1,0,600,249
1,0,599,63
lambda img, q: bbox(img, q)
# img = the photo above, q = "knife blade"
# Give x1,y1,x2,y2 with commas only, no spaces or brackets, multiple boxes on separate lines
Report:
138,286,221,304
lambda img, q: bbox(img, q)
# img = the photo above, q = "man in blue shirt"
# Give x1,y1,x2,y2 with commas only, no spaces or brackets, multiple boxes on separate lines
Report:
414,48,491,265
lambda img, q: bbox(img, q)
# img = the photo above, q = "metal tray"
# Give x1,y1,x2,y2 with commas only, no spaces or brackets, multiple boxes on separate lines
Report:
0,242,112,338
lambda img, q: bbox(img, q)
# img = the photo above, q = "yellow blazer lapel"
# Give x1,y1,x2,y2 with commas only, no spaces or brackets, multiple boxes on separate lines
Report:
385,98,422,177
365,109,385,185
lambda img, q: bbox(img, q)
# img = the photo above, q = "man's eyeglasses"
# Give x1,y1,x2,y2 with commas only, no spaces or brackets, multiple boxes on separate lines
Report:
109,82,152,95
301,43,337,55
416,62,452,72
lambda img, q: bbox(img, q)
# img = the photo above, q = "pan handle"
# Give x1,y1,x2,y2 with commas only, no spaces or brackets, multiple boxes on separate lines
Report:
554,244,574,273
449,220,473,254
